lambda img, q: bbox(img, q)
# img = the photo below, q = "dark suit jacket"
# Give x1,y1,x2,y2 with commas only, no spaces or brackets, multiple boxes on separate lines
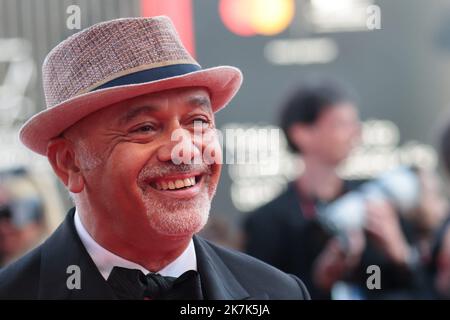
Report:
0,207,310,300
244,181,332,299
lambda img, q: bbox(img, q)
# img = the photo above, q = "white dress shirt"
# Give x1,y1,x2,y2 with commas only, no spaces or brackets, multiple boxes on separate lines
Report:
73,209,197,280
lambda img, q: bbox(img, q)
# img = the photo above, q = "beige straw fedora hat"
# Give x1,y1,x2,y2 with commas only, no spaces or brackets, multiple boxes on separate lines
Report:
19,16,243,155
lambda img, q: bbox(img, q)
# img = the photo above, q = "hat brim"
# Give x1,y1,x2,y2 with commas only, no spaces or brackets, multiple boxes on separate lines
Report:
19,66,242,155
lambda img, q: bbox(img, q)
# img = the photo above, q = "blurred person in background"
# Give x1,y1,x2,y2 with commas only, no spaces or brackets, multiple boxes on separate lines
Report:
244,78,436,299
244,78,364,299
431,218,450,298
406,169,448,265
0,169,46,267
429,119,450,299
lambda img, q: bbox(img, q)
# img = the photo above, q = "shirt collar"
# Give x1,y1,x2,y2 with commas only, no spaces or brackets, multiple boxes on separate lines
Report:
73,208,197,280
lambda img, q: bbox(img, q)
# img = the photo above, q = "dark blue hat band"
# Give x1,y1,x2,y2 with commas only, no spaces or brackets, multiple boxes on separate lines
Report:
93,63,201,91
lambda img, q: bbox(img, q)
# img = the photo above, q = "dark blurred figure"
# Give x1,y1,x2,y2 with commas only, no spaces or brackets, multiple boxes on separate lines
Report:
431,218,450,298
429,120,450,298
0,169,46,267
244,78,435,299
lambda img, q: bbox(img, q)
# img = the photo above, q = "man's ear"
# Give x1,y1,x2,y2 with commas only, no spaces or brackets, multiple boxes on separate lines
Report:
288,124,312,153
47,137,84,193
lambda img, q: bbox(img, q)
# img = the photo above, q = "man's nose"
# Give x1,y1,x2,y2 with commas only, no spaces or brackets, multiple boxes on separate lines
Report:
156,127,202,164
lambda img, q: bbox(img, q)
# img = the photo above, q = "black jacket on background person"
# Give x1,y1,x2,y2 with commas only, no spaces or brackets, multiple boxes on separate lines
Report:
0,207,310,300
244,181,427,299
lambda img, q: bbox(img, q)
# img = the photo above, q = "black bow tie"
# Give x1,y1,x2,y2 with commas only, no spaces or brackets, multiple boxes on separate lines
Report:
107,266,203,300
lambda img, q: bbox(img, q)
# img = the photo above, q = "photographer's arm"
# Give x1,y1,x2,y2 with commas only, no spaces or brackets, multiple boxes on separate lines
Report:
365,200,411,266
312,230,366,292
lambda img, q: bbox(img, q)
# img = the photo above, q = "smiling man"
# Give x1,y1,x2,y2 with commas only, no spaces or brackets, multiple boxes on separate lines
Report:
0,16,309,300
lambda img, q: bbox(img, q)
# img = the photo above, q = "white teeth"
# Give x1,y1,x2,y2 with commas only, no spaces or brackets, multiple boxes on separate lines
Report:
184,178,192,187
153,176,198,191
175,179,184,189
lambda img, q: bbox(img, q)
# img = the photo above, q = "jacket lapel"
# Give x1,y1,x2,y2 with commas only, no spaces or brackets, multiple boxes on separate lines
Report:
38,207,116,299
194,236,264,300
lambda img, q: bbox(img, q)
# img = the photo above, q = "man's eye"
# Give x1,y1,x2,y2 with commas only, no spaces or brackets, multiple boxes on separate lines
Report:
133,125,155,133
192,118,211,127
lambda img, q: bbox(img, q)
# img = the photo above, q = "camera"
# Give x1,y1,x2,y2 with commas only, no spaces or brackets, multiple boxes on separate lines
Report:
317,166,421,234
0,197,43,227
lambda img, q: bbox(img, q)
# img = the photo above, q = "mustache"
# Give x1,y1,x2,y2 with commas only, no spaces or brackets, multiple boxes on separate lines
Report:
138,163,212,181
